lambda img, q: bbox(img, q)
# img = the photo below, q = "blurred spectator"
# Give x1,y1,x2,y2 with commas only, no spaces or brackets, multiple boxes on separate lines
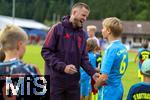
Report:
87,25,100,47
134,40,150,82
29,34,41,44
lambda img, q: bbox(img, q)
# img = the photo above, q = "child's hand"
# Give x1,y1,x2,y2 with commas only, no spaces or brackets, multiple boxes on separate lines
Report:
94,78,101,90
95,68,100,72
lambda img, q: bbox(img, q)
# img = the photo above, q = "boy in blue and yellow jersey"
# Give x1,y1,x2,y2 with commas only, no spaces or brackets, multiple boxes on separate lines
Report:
94,17,128,100
134,40,150,81
127,59,150,100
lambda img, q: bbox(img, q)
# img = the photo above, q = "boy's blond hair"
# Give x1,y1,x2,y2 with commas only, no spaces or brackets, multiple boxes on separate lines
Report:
87,25,97,32
102,17,123,37
0,24,28,51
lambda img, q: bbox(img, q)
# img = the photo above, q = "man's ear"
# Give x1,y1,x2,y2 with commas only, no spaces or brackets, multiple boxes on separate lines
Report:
72,8,78,16
72,10,76,16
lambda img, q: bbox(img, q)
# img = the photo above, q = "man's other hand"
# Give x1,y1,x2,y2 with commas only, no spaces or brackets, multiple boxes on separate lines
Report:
64,64,78,74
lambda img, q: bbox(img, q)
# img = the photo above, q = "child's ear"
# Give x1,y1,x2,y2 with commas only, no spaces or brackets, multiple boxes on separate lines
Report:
17,41,22,50
107,28,111,34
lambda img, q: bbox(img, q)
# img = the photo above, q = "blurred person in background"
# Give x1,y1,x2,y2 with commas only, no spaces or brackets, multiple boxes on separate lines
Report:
87,25,100,47
134,40,150,82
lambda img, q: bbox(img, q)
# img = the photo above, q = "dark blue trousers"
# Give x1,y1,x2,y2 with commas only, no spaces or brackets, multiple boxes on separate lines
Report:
50,79,80,100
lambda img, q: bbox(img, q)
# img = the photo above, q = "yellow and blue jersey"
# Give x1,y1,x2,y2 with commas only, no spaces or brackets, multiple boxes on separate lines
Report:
137,48,150,69
98,40,128,100
127,82,150,100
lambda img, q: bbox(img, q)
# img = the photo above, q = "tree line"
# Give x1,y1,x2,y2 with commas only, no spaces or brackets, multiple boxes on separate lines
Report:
0,0,150,25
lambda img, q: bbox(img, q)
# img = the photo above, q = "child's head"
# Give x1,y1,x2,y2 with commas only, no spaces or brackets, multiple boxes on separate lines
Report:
87,25,97,37
142,40,149,49
86,38,98,52
141,59,150,77
102,17,123,39
0,25,28,59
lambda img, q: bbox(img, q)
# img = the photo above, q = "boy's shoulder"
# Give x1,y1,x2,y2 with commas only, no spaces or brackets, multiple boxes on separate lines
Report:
15,61,40,75
130,82,150,91
0,59,39,75
109,41,125,50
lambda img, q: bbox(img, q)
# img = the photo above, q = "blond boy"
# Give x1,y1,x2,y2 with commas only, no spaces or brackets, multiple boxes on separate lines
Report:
87,25,100,47
94,17,128,100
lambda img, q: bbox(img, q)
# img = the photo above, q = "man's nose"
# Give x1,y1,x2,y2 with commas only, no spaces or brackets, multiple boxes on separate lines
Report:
83,17,87,21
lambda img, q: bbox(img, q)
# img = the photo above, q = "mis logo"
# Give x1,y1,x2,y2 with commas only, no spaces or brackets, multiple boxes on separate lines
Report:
0,75,50,100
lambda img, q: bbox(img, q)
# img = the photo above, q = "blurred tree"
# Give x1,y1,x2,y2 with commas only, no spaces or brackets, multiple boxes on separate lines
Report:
0,0,150,22
46,0,70,21
135,0,150,20
0,0,12,16
33,0,48,22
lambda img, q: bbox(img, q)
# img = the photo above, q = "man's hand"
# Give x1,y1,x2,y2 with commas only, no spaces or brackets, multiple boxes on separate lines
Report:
92,73,100,81
64,64,78,74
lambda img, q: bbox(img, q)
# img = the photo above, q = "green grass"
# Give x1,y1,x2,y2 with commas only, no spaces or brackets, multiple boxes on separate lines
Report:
122,51,139,100
23,44,45,74
23,45,139,100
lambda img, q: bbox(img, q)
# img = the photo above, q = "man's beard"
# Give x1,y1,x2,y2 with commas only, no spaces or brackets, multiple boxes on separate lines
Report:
73,18,83,28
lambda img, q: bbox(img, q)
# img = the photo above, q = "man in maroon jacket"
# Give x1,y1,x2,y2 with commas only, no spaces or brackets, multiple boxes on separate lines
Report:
41,2,100,100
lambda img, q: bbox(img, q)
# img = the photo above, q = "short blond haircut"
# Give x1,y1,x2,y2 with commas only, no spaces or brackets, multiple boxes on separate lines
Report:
72,2,90,11
87,25,97,32
0,24,28,51
102,17,123,37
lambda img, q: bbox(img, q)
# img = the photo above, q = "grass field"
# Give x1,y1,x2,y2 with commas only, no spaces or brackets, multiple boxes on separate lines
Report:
23,44,139,100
